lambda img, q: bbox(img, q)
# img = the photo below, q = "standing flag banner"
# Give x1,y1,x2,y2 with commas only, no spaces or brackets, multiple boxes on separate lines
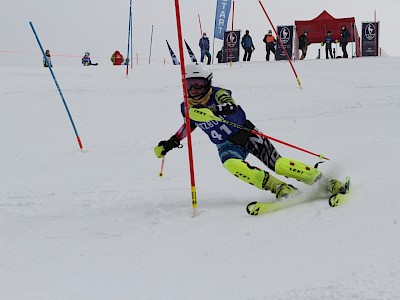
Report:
222,30,240,63
362,22,379,56
214,0,232,40
213,0,232,63
166,40,180,65
184,39,198,62
275,26,294,61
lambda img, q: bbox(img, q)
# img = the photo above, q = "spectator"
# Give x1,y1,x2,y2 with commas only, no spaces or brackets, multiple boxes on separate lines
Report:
263,30,276,61
111,51,125,65
322,31,334,59
216,48,224,63
241,30,255,61
340,25,351,58
43,50,52,67
298,30,308,60
199,33,211,65
82,51,98,66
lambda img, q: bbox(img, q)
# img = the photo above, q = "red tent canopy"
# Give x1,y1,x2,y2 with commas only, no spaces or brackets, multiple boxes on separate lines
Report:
295,10,360,56
295,10,355,43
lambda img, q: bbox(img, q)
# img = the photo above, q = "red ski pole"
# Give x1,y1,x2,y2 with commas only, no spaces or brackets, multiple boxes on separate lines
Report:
190,107,329,160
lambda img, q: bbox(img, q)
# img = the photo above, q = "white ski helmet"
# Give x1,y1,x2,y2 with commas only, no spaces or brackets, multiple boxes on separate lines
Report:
185,62,213,82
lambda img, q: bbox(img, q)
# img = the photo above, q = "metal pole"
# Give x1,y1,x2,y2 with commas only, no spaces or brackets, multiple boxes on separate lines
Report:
149,25,154,65
29,21,83,151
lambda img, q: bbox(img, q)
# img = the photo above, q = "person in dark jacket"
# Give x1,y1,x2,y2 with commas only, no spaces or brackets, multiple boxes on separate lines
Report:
216,48,224,63
322,31,334,59
241,30,255,61
340,25,351,58
263,30,276,61
298,30,308,60
199,33,211,65
43,50,52,67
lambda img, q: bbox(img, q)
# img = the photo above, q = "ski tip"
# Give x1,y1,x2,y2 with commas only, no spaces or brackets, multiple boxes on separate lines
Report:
246,201,258,215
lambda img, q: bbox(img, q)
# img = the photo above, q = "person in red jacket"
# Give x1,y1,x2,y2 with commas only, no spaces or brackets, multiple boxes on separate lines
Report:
111,51,125,65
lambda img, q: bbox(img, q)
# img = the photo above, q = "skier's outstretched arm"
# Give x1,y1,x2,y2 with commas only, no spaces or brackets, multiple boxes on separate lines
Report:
154,123,196,158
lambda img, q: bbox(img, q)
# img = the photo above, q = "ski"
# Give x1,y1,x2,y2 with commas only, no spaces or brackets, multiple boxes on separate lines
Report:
246,199,297,215
328,176,351,207
246,176,351,216
246,183,323,215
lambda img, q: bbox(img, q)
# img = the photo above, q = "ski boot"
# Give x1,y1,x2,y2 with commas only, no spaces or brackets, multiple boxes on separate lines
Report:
275,183,298,200
327,179,346,194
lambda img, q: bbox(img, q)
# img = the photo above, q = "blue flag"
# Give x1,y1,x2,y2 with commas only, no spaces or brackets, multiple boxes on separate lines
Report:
214,0,232,40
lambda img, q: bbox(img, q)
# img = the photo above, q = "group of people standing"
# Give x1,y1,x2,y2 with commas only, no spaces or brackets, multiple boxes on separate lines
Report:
240,29,277,62
203,24,352,64
299,24,351,60
198,30,276,64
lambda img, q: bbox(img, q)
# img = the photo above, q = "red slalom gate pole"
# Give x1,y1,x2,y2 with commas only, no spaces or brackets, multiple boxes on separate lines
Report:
174,0,198,216
258,0,302,89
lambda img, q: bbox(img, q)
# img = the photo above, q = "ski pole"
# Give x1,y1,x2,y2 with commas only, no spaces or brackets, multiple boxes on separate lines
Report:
190,107,329,160
159,157,165,177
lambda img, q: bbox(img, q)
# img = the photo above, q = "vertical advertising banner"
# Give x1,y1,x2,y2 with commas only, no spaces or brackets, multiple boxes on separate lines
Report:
275,26,293,61
222,30,240,62
214,0,232,40
362,22,379,56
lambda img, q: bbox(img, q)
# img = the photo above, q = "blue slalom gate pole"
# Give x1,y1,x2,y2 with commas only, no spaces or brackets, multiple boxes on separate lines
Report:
149,25,154,65
126,0,133,76
29,21,84,151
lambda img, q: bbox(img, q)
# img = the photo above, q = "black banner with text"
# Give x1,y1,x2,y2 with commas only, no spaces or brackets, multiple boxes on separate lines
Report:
222,30,241,63
276,26,293,61
362,22,379,56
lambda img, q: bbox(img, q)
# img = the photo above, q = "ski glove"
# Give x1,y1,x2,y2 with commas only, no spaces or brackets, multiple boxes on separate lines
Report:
154,135,182,158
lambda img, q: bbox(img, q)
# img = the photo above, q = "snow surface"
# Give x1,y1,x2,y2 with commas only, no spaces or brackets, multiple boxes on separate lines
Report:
1,57,400,300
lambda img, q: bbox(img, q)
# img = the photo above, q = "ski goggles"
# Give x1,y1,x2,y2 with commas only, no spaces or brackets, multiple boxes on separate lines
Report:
186,78,208,91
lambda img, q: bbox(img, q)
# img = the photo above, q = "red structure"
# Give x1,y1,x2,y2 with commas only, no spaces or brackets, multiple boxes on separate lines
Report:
295,10,361,57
